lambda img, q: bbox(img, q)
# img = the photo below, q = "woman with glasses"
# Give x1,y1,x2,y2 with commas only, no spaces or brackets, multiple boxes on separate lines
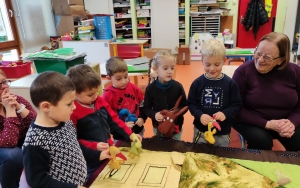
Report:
0,70,36,188
232,32,300,151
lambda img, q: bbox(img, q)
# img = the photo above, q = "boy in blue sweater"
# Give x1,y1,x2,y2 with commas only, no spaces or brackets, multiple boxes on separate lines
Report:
187,39,241,147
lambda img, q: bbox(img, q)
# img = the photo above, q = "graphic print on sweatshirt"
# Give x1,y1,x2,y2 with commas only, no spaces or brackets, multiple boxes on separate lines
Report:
201,86,223,109
117,93,139,115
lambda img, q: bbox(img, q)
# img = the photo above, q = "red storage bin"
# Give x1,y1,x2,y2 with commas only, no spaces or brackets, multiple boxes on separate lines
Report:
0,61,32,78
117,45,141,59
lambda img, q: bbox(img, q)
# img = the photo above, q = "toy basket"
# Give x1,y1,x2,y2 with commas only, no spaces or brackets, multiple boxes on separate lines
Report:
0,61,32,78
94,16,112,39
33,57,84,75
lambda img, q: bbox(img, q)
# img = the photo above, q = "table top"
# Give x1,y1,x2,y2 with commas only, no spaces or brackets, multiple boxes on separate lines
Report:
10,73,38,88
226,48,255,56
222,65,239,78
110,40,148,44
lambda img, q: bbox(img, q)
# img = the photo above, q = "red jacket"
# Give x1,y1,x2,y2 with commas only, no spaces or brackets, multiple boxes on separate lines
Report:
71,96,132,150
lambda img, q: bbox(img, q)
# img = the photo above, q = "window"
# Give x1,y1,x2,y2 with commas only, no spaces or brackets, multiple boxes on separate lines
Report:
0,0,21,61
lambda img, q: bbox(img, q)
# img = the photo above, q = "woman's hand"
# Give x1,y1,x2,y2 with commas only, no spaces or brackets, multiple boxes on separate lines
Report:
155,112,164,122
135,118,144,127
214,112,226,121
126,122,135,128
97,142,109,151
278,119,295,138
200,114,212,126
1,89,17,113
266,119,295,138
265,120,282,133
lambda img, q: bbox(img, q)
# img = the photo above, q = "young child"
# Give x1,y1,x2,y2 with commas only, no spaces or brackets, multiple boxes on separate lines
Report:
23,72,106,188
66,64,141,177
102,57,146,139
144,50,187,140
187,39,241,147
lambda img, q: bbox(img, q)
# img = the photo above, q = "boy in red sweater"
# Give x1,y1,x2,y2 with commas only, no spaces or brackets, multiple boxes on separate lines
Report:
66,64,141,178
102,57,146,139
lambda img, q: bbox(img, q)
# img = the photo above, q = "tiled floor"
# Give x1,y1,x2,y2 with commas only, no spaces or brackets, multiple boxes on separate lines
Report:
135,60,285,151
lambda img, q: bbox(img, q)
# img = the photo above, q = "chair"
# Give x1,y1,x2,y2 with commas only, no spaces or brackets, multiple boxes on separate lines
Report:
228,58,245,65
238,134,246,149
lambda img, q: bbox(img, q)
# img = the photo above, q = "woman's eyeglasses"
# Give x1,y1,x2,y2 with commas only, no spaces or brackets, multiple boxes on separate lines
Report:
254,51,282,63
0,80,11,87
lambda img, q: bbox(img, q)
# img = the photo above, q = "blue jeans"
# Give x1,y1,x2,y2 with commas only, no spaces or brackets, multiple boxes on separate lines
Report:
0,147,23,188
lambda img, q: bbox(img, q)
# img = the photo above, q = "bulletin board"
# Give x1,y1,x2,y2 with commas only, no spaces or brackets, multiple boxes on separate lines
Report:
190,33,214,60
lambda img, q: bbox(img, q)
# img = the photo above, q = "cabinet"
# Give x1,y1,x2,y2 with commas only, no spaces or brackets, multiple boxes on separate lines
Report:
191,15,220,37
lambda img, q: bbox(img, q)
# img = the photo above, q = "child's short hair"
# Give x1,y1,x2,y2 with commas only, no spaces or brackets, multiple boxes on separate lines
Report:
30,71,75,107
105,57,128,76
201,39,226,59
148,50,175,84
66,64,101,93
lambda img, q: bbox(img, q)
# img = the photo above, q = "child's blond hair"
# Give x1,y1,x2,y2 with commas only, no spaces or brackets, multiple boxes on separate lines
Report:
201,39,226,60
148,50,175,84
105,57,128,76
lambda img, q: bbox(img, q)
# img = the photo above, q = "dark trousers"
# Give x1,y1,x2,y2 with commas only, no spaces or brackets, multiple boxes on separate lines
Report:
0,147,23,188
233,122,300,151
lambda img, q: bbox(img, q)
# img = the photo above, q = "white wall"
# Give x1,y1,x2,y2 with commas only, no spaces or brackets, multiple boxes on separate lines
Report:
283,0,299,49
84,0,116,36
151,0,179,53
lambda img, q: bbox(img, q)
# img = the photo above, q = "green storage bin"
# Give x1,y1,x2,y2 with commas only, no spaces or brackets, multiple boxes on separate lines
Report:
34,57,84,75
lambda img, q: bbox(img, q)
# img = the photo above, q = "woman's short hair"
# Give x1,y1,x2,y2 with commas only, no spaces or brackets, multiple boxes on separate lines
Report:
259,32,290,70
201,39,226,60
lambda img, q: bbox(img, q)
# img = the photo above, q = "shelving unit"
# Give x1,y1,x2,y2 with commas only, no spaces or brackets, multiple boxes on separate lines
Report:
191,15,220,37
112,0,151,48
136,0,151,48
179,1,185,45
113,0,133,40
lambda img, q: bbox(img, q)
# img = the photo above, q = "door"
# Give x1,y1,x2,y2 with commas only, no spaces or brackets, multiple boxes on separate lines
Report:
237,0,278,48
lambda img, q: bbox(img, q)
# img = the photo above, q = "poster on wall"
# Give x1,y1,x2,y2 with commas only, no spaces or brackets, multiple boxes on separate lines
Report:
190,33,214,60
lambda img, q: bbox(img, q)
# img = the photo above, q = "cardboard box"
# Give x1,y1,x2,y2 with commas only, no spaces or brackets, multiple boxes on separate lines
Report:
143,48,172,59
53,0,69,14
175,45,190,65
55,15,74,36
68,0,84,5
69,5,85,14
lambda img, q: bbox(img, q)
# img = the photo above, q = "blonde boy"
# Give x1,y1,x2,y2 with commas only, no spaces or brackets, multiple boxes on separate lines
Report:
187,39,241,147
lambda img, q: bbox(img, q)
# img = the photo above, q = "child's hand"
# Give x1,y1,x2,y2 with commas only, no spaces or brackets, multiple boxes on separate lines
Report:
130,133,142,142
135,118,144,127
200,114,212,126
97,142,109,151
99,149,112,160
155,112,164,122
126,122,135,128
214,112,226,121
78,186,86,188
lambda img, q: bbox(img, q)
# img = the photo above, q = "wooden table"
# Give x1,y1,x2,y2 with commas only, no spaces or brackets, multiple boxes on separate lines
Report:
222,65,239,78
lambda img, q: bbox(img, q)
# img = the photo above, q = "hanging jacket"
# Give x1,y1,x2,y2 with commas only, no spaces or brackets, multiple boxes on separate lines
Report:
242,0,269,39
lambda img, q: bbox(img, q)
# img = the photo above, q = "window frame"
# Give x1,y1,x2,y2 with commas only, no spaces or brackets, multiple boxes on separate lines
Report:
0,0,21,56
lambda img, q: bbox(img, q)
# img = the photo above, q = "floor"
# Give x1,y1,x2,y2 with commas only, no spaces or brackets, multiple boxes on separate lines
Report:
134,60,285,151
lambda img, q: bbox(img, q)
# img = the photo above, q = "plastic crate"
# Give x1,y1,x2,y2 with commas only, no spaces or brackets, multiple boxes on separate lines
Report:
34,57,84,75
94,16,112,39
0,61,32,78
